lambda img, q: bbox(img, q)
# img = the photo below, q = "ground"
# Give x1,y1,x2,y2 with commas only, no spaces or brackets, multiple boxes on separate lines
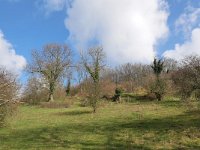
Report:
0,98,199,149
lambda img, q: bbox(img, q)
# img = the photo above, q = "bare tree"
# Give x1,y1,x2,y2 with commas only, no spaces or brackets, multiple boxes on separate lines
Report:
0,67,19,125
80,46,106,113
75,64,86,94
22,76,48,104
27,43,71,102
172,55,200,100
115,63,152,92
163,58,178,73
0,68,19,103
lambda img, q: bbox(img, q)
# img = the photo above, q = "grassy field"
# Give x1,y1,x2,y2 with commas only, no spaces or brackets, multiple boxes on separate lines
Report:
0,99,199,149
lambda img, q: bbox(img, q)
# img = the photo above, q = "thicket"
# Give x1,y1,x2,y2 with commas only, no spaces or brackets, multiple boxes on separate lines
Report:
0,68,19,126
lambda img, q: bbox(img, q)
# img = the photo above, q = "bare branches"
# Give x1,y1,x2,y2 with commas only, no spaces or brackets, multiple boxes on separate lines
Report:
0,67,19,101
0,100,9,107
80,46,106,113
0,67,19,126
172,55,200,100
80,46,106,83
27,43,72,101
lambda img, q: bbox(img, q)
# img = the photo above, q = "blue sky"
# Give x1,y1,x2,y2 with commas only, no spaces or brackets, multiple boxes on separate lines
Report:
0,0,200,82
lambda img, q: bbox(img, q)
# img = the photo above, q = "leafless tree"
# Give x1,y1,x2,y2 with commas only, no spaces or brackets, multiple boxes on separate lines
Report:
75,64,88,94
0,68,19,103
22,76,48,104
27,43,71,102
0,67,19,125
115,63,152,92
163,58,178,73
80,46,106,113
172,55,200,100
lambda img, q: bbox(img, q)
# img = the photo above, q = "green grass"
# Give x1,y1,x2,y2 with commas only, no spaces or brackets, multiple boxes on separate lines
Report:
0,99,199,149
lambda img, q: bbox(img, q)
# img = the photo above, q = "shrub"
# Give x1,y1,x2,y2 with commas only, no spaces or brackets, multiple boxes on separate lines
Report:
0,101,18,126
80,98,89,107
150,79,166,101
172,55,200,100
0,68,19,127
113,87,123,102
22,77,48,105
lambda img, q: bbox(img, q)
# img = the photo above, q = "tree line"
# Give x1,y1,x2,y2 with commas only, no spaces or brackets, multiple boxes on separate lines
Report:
1,43,200,124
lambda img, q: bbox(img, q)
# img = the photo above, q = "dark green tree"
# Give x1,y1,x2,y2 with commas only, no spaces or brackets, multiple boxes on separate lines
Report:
151,58,164,78
150,58,166,101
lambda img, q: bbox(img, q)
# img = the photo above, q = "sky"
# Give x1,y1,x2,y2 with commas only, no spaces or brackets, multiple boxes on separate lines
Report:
1,0,200,79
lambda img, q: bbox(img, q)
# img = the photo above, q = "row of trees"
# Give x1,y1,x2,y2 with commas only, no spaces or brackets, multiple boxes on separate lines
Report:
1,44,199,125
21,43,200,113
24,44,106,112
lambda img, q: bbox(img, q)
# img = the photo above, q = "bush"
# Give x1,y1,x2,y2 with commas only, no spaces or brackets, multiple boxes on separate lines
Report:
22,77,71,105
150,79,166,101
80,98,91,107
0,68,19,127
22,77,48,105
113,87,123,102
0,101,18,126
172,56,200,100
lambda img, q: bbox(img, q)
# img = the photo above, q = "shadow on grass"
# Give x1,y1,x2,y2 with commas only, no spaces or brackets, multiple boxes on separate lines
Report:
55,110,92,116
123,94,156,103
124,94,183,108
159,100,182,107
0,110,199,149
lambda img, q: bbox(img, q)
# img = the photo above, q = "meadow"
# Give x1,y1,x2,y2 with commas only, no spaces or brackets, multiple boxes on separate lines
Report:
0,98,199,150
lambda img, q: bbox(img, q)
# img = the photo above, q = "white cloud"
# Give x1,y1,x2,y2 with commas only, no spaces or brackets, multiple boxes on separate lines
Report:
65,0,169,65
41,0,67,15
0,30,26,74
163,28,200,60
175,6,200,38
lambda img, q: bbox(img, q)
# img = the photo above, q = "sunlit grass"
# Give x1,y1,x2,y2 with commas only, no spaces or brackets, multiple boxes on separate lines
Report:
0,99,199,149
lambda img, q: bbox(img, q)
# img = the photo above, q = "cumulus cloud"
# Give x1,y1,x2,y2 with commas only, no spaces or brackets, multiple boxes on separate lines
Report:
175,6,200,38
0,30,26,74
163,28,200,60
65,0,169,64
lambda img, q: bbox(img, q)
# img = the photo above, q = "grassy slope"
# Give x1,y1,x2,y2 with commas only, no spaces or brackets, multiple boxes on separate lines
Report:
0,100,199,150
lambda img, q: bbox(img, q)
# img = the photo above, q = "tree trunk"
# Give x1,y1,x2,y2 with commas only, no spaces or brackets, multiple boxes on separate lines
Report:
48,93,54,102
155,93,162,101
48,82,55,102
93,106,96,113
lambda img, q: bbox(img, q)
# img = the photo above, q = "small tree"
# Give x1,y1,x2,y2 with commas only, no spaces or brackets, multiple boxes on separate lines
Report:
27,43,71,102
80,46,106,113
150,58,166,101
0,67,19,126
